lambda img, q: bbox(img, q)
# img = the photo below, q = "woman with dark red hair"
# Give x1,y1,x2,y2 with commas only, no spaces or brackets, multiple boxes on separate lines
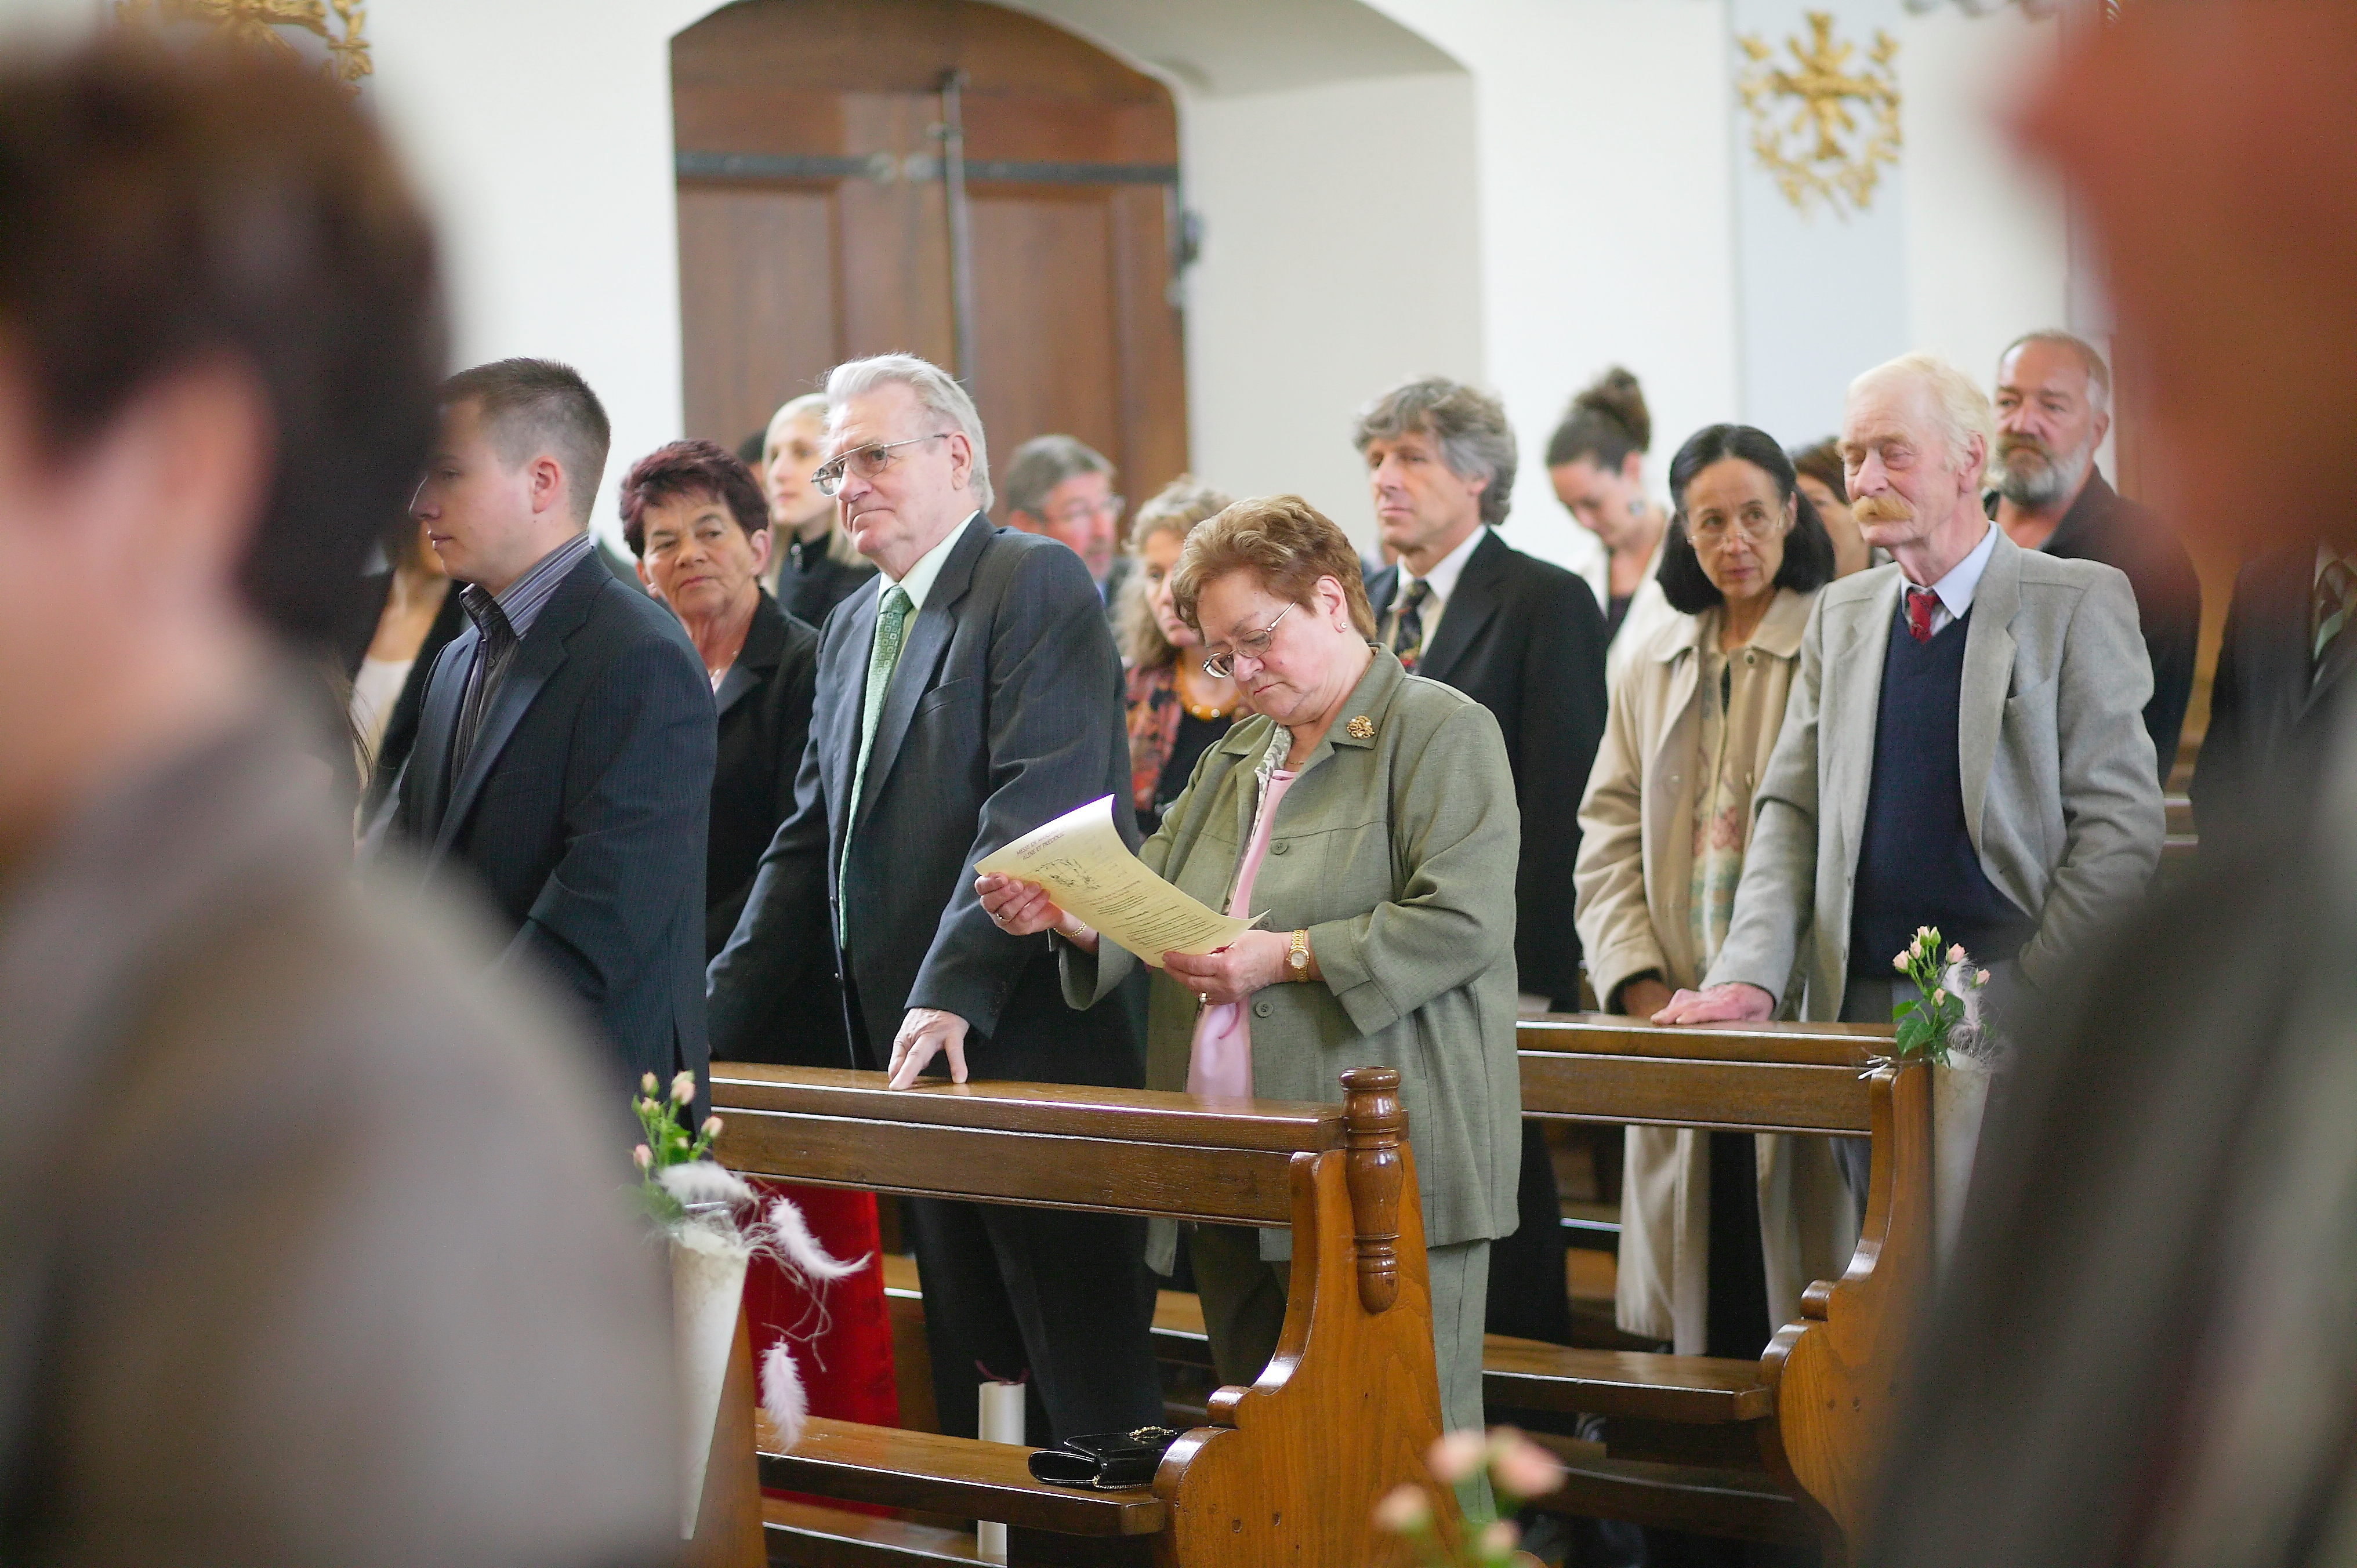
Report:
621,439,900,1433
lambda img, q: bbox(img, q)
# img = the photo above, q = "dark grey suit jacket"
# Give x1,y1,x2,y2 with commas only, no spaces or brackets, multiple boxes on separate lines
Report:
708,513,1141,1084
389,546,715,1095
1366,529,1609,1003
2192,541,2355,838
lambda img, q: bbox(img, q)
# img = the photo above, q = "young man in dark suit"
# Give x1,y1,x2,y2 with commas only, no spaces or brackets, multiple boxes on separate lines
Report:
387,360,716,1099
1357,375,1612,1345
708,354,1159,1446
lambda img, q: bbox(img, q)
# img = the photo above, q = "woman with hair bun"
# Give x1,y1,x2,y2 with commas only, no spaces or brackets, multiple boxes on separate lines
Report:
1547,367,1678,684
1572,423,1854,1364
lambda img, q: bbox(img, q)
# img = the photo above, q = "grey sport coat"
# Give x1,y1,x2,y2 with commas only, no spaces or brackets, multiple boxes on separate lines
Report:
1705,525,2164,1017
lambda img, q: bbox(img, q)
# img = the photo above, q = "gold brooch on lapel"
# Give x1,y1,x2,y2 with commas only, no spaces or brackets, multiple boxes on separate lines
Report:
1346,715,1375,741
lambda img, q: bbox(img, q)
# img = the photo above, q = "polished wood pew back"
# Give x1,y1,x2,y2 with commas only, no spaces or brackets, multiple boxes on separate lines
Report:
710,1063,1444,1568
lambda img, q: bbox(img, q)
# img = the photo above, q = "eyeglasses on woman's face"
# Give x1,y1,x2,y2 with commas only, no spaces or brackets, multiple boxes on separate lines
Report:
810,430,951,497
1686,503,1792,549
1202,601,1295,679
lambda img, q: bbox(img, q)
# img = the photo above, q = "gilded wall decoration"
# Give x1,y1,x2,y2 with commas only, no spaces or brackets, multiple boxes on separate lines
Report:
1736,11,1902,217
115,0,372,92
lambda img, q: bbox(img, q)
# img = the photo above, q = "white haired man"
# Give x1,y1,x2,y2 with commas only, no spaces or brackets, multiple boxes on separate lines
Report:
1990,330,2202,776
706,354,1161,1446
1656,353,2165,1192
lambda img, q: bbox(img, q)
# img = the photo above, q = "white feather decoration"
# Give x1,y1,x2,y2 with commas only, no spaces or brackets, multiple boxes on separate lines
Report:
766,1195,868,1285
657,1160,756,1208
761,1338,810,1449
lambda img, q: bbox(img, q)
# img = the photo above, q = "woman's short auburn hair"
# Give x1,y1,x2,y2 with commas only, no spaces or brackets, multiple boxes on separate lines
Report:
1170,495,1377,641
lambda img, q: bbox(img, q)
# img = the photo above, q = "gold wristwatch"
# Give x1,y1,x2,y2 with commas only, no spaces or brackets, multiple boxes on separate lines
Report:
1286,928,1310,977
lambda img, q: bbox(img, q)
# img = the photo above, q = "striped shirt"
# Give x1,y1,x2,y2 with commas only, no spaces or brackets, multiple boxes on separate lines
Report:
451,531,597,779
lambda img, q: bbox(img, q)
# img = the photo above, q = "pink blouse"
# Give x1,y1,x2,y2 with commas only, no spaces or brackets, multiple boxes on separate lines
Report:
1185,768,1297,1099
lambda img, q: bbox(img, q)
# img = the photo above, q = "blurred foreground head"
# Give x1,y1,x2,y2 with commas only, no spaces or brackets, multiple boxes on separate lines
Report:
2015,0,2357,555
0,33,441,843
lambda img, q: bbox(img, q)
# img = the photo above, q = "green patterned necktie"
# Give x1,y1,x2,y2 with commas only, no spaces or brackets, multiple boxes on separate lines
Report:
2315,554,2355,677
840,583,912,943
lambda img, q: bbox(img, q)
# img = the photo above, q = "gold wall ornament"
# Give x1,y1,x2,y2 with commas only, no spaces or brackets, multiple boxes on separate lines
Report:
1736,11,1902,217
115,0,372,92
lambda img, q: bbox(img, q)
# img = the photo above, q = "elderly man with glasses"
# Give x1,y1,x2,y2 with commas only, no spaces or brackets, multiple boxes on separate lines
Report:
706,353,1161,1449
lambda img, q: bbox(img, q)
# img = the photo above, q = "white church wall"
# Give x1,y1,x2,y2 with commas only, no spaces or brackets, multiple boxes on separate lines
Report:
1179,71,1486,551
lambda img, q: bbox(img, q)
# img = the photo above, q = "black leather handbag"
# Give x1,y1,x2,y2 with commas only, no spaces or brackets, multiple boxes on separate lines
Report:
1025,1425,1180,1489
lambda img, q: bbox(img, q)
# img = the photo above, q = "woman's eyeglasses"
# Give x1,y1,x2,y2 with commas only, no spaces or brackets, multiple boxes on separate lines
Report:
1202,603,1294,678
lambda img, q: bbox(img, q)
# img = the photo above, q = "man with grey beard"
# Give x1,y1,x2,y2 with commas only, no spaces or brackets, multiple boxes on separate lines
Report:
1990,331,2202,776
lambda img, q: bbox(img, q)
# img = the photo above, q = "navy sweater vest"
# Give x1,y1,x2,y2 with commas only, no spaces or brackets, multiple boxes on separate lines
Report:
1847,604,2033,977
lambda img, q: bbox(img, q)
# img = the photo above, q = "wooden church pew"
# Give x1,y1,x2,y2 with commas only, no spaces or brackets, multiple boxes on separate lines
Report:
1497,1014,1928,1565
708,1063,1446,1568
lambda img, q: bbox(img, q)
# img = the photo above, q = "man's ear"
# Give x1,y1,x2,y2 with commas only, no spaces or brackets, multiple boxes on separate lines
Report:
2090,406,2113,451
527,453,565,518
946,430,973,493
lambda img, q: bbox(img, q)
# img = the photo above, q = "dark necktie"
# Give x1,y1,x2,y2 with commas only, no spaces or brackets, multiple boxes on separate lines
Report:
1905,585,1939,644
451,585,517,781
1391,579,1432,671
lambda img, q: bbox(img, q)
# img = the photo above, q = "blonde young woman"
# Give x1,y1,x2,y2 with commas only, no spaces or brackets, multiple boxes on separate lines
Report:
1572,424,1854,1360
759,391,875,624
1115,476,1249,834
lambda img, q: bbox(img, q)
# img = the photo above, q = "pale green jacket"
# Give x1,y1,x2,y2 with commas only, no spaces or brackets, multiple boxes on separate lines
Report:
1062,648,1522,1269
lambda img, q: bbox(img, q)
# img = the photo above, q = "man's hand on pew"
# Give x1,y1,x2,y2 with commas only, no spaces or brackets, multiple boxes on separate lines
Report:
888,1007,971,1088
1651,982,1776,1025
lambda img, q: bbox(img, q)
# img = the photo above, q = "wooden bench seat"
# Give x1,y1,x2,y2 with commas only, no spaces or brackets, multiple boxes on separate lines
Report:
1481,1336,1775,1425
712,1063,1446,1568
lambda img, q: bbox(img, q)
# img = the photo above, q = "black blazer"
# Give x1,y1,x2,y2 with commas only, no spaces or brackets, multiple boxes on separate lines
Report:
706,590,842,1065
708,514,1141,1084
388,547,716,1095
1367,529,1610,1003
773,538,879,630
360,583,467,815
2192,542,2354,836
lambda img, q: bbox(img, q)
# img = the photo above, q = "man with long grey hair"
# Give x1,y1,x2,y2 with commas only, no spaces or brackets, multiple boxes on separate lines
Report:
1355,374,1611,1346
1990,329,2201,775
707,353,1161,1445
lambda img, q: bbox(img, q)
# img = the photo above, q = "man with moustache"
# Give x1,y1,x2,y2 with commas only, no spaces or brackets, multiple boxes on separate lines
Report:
1655,352,2164,1196
1990,331,2202,776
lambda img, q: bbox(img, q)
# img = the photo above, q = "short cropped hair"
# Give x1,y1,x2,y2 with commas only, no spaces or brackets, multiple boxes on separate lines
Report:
1655,424,1837,614
824,353,992,511
1003,434,1114,521
0,36,444,643
1545,367,1652,473
1850,351,1997,480
1119,475,1235,669
1999,329,2113,416
1170,495,1377,642
442,359,610,528
617,439,767,557
1352,376,1518,528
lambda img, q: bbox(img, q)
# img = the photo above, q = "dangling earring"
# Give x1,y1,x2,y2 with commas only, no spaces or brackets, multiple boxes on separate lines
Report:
1628,496,1645,518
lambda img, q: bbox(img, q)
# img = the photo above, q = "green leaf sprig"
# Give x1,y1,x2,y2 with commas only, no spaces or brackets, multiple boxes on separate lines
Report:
632,1070,721,1228
1888,926,1988,1065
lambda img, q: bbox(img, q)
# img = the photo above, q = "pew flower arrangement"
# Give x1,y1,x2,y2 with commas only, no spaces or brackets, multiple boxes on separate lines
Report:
1373,1427,1565,1566
1888,926,1995,1066
633,1072,865,1538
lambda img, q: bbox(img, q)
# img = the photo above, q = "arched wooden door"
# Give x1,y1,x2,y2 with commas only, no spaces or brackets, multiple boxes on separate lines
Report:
672,0,1189,520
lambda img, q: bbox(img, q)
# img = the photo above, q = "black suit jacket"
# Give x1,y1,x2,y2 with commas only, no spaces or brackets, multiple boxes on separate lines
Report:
705,590,842,1065
708,514,1141,1084
1997,470,2202,776
2191,541,2354,836
388,547,716,1094
1366,529,1610,1001
360,583,467,815
773,539,879,630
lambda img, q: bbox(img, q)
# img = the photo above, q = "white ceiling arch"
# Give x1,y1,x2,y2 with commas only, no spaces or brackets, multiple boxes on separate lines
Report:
993,0,1466,97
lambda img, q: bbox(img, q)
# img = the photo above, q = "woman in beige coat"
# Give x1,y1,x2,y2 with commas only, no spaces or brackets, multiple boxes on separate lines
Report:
1572,424,1855,1358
